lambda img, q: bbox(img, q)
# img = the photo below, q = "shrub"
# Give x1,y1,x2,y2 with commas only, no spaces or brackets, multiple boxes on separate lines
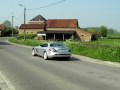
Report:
17,34,36,39
107,36,120,39
9,38,42,46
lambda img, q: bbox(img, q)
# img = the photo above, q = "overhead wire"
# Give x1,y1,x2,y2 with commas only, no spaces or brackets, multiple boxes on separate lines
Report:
27,0,66,10
4,0,66,26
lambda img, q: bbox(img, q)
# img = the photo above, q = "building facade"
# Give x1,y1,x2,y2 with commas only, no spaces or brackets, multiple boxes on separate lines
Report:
19,15,92,41
0,24,5,36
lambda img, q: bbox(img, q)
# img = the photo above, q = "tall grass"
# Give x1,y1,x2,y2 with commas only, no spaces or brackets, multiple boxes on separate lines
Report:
65,41,120,62
17,34,36,39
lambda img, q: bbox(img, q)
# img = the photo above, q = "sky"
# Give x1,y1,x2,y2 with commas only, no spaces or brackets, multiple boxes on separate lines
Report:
0,0,120,31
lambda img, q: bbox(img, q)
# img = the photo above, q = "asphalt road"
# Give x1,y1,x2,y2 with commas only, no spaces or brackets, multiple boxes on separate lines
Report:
0,37,120,90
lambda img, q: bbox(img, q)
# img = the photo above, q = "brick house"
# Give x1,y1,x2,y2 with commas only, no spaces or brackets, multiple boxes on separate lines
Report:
39,19,78,41
19,15,46,34
75,29,92,41
29,15,47,24
0,24,5,36
19,15,92,41
19,23,45,34
38,19,92,41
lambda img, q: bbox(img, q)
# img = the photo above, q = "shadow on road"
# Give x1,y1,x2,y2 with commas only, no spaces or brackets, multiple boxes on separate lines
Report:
50,57,81,62
69,57,81,61
0,42,11,45
33,55,81,62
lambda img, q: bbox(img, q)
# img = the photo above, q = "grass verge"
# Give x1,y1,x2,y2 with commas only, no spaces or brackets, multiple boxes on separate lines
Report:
9,38,42,46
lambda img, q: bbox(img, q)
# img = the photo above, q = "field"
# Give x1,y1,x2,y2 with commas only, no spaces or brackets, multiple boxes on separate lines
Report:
9,38,120,62
65,39,120,62
89,39,120,46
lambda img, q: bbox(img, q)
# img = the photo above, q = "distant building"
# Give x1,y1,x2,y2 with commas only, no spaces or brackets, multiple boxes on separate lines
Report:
40,19,78,41
19,15,92,41
19,15,46,34
0,24,5,36
28,15,47,24
19,23,45,34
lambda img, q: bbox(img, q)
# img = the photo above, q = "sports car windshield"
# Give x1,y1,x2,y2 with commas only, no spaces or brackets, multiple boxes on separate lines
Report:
50,43,64,47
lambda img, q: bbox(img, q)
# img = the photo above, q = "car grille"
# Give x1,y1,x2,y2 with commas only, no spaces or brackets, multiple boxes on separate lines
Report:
55,54,71,55
59,49,68,52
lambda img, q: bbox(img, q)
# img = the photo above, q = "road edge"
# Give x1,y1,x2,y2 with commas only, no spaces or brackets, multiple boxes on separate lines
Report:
73,54,120,67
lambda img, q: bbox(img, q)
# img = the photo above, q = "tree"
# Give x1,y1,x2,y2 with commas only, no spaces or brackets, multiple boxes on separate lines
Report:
2,27,12,36
99,26,107,37
107,28,119,34
2,20,11,27
2,20,18,36
87,28,97,35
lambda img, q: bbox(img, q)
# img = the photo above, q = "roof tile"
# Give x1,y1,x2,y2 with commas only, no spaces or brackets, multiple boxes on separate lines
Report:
47,19,78,28
30,15,47,22
19,23,45,29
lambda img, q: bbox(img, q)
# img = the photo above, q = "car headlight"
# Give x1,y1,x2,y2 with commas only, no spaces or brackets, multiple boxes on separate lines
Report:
49,48,57,52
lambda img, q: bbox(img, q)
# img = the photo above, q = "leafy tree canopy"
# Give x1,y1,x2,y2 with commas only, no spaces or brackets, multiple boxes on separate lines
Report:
107,28,120,34
87,28,97,34
2,20,11,27
99,26,107,37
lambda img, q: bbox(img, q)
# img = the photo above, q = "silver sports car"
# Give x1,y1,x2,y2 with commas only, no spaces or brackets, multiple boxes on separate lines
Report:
32,42,71,60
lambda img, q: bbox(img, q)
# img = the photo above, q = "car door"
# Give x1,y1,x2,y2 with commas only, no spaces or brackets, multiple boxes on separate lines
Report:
38,43,48,56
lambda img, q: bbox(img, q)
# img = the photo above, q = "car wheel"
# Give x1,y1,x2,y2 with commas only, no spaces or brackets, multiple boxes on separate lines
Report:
32,49,36,56
43,52,48,60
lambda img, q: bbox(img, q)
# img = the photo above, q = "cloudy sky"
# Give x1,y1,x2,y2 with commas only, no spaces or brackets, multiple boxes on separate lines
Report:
0,0,120,31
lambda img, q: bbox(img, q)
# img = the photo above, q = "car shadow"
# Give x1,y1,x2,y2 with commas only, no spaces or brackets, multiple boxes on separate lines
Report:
50,57,81,62
0,42,11,45
34,55,81,62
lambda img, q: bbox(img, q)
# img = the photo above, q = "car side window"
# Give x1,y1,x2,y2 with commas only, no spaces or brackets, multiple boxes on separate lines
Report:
50,43,64,47
41,43,48,47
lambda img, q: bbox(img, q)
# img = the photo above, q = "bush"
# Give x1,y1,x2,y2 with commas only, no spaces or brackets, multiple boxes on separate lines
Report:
17,34,36,39
107,36,120,39
9,38,42,46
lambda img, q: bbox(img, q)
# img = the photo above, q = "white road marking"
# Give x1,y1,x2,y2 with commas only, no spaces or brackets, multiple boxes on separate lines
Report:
0,71,16,90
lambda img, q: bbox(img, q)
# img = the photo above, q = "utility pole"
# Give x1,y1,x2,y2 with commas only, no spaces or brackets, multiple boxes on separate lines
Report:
19,4,26,41
11,13,14,37
24,7,26,41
